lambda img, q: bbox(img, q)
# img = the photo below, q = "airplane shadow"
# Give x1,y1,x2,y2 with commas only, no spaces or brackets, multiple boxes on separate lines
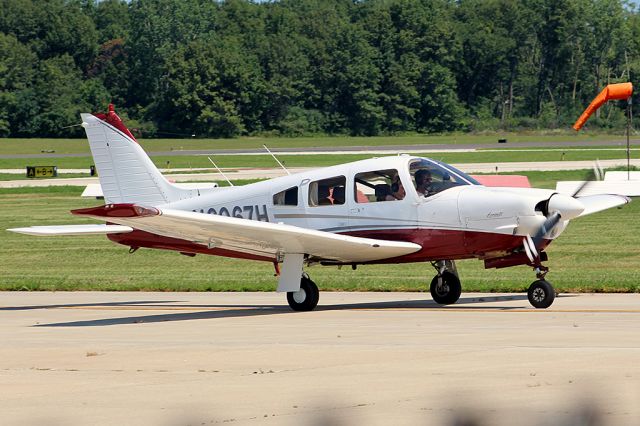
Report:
27,294,567,328
0,300,180,311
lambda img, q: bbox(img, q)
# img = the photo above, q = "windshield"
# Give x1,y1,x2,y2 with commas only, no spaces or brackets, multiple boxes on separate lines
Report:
409,158,476,197
431,160,481,185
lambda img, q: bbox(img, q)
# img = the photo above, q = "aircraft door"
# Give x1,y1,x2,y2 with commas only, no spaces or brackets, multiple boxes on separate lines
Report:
304,175,350,232
349,168,417,234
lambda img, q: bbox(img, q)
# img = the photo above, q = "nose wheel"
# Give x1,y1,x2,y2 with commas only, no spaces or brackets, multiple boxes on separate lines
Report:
527,279,555,309
526,263,555,308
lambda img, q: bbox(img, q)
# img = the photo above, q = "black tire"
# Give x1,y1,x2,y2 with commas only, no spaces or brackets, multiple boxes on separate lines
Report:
430,271,462,305
287,276,319,311
527,280,555,309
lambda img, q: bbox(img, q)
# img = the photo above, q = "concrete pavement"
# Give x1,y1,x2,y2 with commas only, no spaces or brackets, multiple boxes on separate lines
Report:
1,291,639,425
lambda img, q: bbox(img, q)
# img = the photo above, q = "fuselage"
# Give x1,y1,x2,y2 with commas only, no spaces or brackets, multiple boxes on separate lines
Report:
109,156,566,265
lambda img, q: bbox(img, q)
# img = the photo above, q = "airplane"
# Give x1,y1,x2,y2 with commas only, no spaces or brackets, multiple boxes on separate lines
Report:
8,105,631,310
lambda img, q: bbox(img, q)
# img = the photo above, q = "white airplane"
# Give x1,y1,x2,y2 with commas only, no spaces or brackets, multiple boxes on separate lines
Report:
9,105,631,310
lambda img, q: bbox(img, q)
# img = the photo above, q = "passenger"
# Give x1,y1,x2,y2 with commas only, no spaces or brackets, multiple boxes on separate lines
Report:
332,186,345,205
375,184,392,202
414,169,433,196
388,178,405,200
318,185,332,205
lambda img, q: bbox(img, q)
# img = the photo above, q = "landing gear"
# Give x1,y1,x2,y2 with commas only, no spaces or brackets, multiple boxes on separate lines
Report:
430,261,462,305
430,272,462,305
287,274,319,311
527,280,555,309
526,264,555,309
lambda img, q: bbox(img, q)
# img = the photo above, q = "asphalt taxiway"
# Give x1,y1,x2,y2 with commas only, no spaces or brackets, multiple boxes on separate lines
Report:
1,291,638,425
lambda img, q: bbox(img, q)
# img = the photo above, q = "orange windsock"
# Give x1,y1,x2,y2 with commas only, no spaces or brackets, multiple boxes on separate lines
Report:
573,82,633,131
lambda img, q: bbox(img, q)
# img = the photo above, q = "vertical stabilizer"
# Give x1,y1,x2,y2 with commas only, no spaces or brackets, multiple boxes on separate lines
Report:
81,105,196,206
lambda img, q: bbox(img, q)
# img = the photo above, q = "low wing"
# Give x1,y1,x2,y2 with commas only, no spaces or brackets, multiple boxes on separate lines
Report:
577,194,631,217
8,224,133,236
71,204,422,263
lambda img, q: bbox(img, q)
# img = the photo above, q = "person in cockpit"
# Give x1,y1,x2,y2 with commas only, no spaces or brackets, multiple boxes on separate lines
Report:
415,169,433,196
387,176,405,201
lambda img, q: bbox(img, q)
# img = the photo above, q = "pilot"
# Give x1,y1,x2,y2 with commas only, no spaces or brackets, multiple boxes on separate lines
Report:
414,169,433,196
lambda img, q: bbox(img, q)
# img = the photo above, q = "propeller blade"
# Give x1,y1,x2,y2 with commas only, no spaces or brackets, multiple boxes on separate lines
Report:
523,235,537,263
531,211,562,248
571,179,592,198
572,160,604,198
593,159,603,181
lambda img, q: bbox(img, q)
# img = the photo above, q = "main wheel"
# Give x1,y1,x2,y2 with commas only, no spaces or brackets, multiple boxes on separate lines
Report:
527,280,555,309
430,271,462,305
287,276,319,311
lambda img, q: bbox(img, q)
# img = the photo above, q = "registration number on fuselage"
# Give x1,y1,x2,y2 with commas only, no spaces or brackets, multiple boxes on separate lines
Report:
192,204,270,222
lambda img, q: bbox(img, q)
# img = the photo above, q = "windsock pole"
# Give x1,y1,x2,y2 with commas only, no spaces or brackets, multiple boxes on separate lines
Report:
573,82,633,180
627,96,632,180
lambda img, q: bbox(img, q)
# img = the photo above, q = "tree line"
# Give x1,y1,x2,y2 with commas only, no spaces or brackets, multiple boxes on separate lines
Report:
1,0,639,138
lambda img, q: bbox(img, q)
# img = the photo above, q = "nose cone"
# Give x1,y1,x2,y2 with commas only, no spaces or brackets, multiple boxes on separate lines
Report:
547,193,584,219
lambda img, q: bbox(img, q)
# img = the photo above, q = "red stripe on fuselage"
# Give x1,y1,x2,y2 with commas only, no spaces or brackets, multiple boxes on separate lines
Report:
105,227,551,265
341,228,546,263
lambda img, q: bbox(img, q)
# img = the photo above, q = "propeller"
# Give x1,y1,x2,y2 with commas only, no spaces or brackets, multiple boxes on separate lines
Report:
523,211,564,263
523,161,603,263
570,159,603,198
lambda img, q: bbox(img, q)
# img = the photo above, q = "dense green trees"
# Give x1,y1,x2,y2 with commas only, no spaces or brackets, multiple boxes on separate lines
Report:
0,0,638,138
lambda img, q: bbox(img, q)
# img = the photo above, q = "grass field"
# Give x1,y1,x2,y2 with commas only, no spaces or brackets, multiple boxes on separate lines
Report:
0,131,631,155
1,177,638,293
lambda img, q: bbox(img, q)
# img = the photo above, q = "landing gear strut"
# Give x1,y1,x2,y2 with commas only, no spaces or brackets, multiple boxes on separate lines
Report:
287,273,319,311
527,265,555,309
430,260,462,305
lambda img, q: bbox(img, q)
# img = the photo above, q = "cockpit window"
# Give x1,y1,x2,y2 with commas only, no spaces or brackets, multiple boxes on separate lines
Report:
409,158,471,197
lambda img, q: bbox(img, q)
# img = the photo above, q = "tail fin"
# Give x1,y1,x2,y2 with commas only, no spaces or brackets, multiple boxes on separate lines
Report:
81,105,196,206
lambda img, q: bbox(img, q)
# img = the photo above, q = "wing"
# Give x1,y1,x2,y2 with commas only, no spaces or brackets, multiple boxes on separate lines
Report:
577,194,631,217
70,204,422,263
7,224,133,236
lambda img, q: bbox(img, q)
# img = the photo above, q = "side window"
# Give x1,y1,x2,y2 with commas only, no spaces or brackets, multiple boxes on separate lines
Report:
308,176,346,207
273,186,298,206
354,169,404,203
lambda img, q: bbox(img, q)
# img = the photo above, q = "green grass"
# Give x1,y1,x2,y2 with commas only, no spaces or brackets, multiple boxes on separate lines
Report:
0,180,638,293
0,131,629,155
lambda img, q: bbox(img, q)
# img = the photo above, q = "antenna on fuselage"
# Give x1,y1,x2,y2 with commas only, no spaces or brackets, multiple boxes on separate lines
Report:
263,144,290,175
207,157,234,187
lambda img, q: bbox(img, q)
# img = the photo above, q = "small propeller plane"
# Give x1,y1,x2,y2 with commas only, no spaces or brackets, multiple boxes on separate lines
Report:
9,105,631,310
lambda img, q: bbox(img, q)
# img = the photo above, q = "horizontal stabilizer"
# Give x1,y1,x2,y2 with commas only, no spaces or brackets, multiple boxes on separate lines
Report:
7,224,133,236
74,204,422,263
578,194,631,217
